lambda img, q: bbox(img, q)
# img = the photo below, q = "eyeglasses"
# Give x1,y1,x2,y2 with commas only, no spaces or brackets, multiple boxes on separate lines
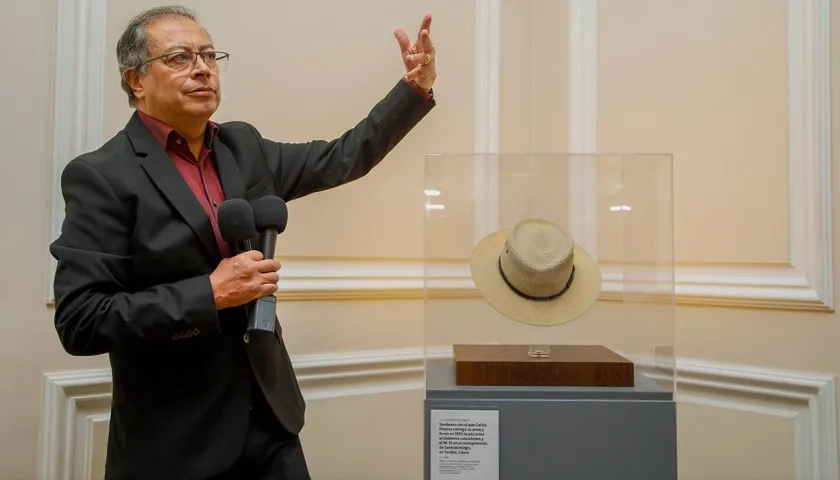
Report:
143,50,229,73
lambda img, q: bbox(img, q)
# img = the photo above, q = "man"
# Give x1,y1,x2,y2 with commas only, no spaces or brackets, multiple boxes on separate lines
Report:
49,5,436,480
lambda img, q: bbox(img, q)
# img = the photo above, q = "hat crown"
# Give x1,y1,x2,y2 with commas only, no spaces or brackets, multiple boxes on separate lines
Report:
499,219,575,299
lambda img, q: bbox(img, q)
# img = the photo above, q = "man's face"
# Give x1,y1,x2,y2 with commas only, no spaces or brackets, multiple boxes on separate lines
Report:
131,16,222,122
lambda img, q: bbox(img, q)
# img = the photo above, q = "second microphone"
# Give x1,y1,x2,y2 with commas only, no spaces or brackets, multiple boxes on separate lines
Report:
248,196,288,333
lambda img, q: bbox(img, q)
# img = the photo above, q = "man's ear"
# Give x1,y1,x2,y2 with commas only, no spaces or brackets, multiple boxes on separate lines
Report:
125,69,145,101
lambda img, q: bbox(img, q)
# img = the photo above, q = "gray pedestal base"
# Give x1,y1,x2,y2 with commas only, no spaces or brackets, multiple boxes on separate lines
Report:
423,359,678,480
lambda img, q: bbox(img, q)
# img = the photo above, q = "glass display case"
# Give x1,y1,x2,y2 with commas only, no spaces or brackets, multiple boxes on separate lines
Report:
421,153,677,480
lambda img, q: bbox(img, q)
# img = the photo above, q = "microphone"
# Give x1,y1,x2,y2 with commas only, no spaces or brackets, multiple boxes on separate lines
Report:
218,199,256,255
246,196,289,333
253,195,289,258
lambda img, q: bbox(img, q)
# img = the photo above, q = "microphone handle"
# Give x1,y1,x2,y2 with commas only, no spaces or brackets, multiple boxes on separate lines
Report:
232,238,253,256
260,228,278,258
247,228,280,333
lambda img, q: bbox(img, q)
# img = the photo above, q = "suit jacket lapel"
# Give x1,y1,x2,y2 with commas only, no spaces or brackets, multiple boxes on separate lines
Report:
213,140,245,200
124,112,221,264
213,140,260,247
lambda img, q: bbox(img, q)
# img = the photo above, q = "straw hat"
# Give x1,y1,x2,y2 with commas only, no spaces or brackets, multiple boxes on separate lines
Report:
469,219,602,327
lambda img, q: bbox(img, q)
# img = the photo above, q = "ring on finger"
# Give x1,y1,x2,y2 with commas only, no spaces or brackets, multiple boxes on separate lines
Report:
423,53,431,65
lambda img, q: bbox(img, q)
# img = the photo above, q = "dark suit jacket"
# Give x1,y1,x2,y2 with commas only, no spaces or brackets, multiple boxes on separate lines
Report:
49,79,435,479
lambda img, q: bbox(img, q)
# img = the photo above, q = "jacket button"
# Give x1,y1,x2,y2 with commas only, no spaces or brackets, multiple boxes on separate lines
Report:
243,333,250,343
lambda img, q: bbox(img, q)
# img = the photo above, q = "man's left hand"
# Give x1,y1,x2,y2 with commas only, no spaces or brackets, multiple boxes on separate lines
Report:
394,14,436,92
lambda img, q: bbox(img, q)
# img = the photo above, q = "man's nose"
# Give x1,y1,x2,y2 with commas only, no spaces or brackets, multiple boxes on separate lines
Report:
191,55,212,75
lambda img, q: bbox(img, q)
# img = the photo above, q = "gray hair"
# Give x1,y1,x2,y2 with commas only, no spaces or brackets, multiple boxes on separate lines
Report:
116,6,209,107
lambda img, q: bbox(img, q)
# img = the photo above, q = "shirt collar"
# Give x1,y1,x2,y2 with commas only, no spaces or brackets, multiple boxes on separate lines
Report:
136,110,219,149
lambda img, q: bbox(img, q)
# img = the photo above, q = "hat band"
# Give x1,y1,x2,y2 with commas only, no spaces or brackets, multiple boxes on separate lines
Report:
498,257,575,301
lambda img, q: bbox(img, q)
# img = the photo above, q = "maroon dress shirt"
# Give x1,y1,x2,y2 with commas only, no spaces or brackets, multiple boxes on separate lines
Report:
137,111,230,258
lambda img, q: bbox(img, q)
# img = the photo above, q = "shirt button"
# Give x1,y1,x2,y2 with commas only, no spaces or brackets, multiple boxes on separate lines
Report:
212,200,218,207
176,138,183,144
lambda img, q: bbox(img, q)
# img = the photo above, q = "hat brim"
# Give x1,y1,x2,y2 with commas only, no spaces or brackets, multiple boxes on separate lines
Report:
469,229,603,327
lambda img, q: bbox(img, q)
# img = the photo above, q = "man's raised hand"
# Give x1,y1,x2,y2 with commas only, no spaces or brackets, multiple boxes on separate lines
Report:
394,14,436,91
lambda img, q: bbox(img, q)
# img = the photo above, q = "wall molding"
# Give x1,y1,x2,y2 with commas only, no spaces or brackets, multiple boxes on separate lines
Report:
641,356,839,480
784,0,834,311
272,257,478,301
567,0,600,256
565,0,833,312
471,0,501,245
272,256,830,311
47,0,108,305
39,347,837,480
38,369,112,480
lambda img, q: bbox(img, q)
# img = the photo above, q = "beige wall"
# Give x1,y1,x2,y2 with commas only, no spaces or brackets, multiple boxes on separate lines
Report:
2,0,839,479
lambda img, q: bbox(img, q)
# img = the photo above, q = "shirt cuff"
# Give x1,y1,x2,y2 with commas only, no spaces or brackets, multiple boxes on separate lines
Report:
404,79,433,101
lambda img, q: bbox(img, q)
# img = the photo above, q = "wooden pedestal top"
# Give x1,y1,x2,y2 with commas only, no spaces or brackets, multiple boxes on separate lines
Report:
452,344,635,388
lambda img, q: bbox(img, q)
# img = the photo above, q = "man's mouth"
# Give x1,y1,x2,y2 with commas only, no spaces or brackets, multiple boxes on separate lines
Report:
188,87,214,93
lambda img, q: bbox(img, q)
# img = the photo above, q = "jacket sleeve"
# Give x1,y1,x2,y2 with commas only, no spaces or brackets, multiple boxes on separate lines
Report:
252,79,436,201
49,158,220,356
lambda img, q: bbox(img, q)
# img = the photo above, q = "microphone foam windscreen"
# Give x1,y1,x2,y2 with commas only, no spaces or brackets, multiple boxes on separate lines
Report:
252,196,289,233
218,198,256,242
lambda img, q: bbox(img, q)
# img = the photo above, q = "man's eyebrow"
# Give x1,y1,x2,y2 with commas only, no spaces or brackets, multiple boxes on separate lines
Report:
163,44,214,53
